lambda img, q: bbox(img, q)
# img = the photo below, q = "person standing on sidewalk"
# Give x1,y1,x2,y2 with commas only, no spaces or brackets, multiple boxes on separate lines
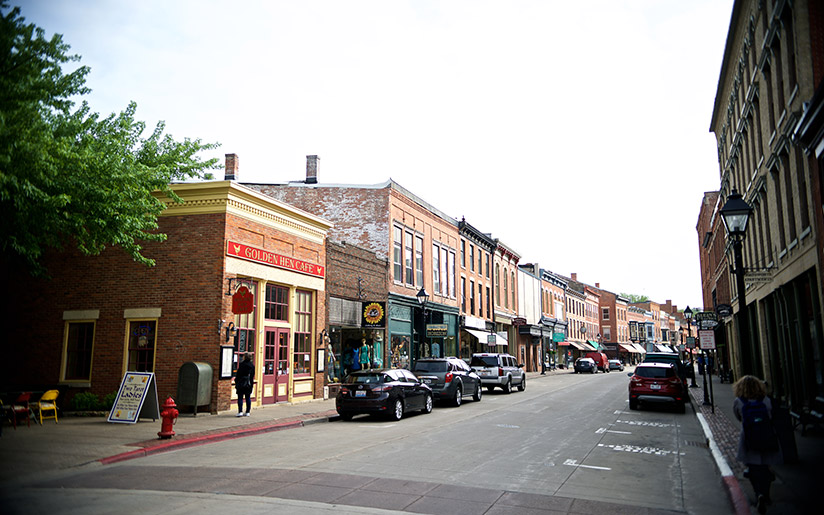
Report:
733,375,782,513
235,352,254,417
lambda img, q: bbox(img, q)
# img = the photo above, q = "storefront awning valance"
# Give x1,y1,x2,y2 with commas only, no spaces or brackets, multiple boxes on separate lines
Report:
495,332,509,347
631,343,647,354
580,341,597,352
557,341,571,346
653,344,671,353
618,343,637,353
466,328,497,346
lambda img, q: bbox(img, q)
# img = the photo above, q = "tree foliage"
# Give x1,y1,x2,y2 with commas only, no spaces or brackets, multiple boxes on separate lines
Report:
621,293,650,304
0,3,219,276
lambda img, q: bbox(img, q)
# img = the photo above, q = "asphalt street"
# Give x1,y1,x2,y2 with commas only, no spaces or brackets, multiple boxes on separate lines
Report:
1,368,737,514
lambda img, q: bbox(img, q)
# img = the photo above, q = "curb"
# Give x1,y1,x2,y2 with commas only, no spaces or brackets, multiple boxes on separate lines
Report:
695,411,749,515
99,415,335,465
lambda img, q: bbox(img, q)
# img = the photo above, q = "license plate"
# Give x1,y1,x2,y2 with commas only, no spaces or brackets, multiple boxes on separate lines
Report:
651,384,661,390
355,390,366,397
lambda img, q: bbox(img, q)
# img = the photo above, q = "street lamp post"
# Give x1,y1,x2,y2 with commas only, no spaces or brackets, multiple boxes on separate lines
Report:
684,306,698,388
719,189,754,376
416,287,429,360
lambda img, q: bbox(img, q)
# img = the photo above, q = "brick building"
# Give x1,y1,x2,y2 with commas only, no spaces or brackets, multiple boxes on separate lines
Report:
2,179,331,413
458,218,498,358
244,155,461,373
708,0,824,407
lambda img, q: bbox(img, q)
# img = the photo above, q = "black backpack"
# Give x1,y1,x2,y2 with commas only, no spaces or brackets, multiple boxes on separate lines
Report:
740,397,779,452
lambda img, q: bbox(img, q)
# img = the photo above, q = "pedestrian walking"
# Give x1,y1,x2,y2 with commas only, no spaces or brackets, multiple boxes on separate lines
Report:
733,375,782,513
235,352,254,417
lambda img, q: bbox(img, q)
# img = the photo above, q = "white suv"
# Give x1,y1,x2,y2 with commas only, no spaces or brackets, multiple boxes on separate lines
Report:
469,353,526,394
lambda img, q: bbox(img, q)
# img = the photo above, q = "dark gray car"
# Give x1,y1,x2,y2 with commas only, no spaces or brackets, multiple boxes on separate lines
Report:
412,357,483,406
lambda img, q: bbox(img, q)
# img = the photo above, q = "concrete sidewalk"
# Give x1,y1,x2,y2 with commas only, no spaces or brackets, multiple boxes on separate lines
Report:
689,372,822,514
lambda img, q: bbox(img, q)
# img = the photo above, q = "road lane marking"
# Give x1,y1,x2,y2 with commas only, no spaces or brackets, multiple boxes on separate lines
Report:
598,443,685,456
595,427,632,434
563,459,611,471
496,424,520,429
615,419,675,428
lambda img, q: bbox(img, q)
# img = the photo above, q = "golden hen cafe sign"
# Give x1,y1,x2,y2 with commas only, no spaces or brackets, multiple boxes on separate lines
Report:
227,241,325,278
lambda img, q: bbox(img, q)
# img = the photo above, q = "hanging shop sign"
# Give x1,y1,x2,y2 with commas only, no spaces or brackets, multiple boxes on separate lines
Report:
715,304,733,317
232,285,254,314
426,324,448,338
227,240,325,278
362,302,386,328
553,332,566,342
694,311,718,329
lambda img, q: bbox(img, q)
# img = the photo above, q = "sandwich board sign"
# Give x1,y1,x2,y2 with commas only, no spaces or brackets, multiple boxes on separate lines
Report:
107,371,160,423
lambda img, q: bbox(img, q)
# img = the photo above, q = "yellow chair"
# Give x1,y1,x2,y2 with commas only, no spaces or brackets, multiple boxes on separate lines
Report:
37,390,59,424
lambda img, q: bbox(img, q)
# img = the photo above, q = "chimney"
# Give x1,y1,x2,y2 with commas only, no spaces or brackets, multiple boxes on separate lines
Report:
571,273,577,281
225,153,239,181
306,155,319,184
595,283,600,289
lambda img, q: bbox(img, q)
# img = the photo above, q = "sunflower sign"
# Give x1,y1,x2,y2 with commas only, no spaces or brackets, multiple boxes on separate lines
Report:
362,302,386,328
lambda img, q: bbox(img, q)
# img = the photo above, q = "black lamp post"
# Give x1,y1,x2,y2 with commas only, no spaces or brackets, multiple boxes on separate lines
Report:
684,306,698,388
719,189,754,376
416,287,429,359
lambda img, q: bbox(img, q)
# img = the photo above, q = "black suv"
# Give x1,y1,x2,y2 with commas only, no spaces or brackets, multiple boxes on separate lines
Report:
412,357,482,406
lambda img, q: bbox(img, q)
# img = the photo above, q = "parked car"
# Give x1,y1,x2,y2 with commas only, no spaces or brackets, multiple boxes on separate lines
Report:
336,368,433,421
412,357,482,406
643,352,688,386
585,351,610,372
628,362,686,413
574,357,596,374
469,353,526,393
608,359,624,371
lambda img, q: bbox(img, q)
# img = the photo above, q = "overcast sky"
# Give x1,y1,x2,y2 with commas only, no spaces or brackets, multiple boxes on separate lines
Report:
20,0,734,311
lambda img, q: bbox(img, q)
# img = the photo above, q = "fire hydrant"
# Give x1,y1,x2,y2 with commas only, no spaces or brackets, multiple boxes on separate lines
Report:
157,396,178,439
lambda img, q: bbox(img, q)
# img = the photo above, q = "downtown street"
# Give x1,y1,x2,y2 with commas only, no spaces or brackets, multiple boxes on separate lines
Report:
1,369,732,515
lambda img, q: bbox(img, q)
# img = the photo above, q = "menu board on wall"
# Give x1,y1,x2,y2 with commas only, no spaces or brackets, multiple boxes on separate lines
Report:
107,371,160,424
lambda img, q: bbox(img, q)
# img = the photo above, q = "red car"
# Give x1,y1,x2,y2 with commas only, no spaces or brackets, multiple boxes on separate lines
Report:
628,362,686,413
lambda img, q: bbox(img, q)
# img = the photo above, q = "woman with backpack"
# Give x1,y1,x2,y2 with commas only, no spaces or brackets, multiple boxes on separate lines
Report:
733,375,782,514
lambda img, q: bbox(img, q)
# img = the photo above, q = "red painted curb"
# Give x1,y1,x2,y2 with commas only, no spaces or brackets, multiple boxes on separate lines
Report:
99,419,305,465
723,475,750,515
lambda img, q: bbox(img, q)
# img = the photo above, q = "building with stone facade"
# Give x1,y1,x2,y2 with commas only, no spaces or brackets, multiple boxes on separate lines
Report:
707,0,824,408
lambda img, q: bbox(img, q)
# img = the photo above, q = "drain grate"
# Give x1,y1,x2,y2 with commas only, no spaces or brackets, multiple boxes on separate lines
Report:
685,440,709,448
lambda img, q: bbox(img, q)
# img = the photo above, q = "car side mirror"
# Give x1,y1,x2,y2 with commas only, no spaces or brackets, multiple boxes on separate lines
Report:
518,364,524,368
627,372,633,377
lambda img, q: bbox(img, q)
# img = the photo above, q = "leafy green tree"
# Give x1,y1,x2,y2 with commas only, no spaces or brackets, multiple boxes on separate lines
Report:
621,293,650,303
0,3,219,277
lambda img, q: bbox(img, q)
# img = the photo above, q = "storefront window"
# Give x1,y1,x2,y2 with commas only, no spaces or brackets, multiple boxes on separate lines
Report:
127,320,156,372
293,290,312,375
391,334,410,369
63,321,94,381
264,284,288,321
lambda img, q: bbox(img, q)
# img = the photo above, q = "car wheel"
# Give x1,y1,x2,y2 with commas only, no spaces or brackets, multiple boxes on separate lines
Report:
388,399,403,421
339,412,353,421
423,394,433,414
503,377,512,394
453,386,462,407
518,375,526,391
472,382,482,402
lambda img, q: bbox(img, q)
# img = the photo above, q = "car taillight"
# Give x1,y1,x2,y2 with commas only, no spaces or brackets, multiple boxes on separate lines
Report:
371,385,391,392
498,368,503,377
444,372,453,383
340,387,350,395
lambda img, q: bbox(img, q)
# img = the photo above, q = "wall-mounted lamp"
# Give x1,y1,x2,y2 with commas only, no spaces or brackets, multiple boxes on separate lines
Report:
225,321,236,343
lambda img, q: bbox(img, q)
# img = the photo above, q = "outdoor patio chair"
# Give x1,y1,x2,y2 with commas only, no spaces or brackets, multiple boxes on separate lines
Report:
10,392,32,429
36,390,59,424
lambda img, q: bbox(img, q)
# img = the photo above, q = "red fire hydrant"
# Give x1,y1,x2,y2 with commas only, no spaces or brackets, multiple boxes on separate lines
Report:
157,396,178,439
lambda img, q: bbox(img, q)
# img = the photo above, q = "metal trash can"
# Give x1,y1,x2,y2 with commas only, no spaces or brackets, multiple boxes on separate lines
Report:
177,362,213,416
